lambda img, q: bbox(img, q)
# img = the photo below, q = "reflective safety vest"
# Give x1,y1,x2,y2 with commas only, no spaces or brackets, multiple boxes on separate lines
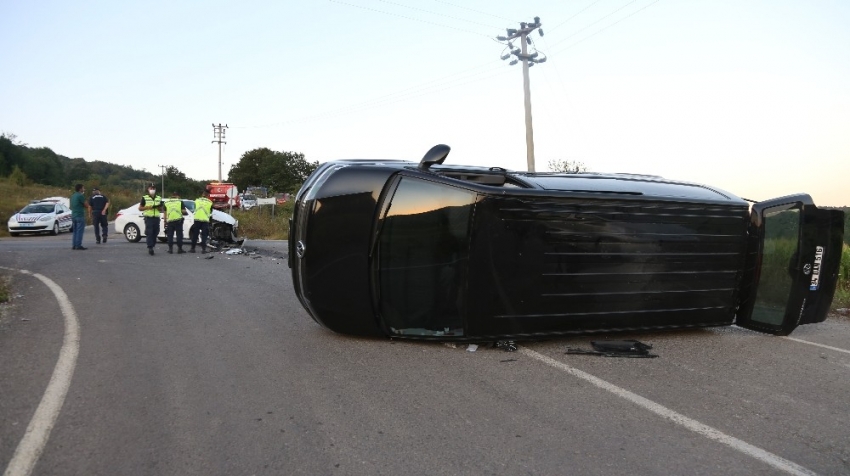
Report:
142,195,162,218
164,200,184,222
194,197,213,222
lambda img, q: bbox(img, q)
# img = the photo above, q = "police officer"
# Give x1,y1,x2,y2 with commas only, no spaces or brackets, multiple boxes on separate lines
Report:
190,189,213,254
164,191,188,254
138,183,163,256
89,187,110,244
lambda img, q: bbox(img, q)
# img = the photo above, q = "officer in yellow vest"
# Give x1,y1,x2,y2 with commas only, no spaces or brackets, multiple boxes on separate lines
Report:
189,189,213,254
138,183,163,256
164,192,188,254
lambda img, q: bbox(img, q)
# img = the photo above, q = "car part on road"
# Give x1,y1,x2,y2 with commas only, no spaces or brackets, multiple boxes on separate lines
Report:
495,341,518,352
565,340,658,358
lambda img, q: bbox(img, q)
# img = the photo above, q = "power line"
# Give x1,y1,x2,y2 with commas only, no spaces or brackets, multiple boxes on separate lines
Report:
328,0,493,38
431,0,517,23
551,0,664,55
231,60,506,129
547,0,640,49
375,0,502,29
547,0,603,34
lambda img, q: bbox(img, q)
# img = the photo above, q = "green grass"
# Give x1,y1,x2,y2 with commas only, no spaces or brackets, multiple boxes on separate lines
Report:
834,244,850,310
229,202,294,240
0,273,10,304
0,179,146,236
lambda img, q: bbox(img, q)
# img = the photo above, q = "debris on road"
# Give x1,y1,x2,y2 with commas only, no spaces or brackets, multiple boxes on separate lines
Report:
565,340,658,358
225,248,244,255
495,341,518,352
466,344,478,352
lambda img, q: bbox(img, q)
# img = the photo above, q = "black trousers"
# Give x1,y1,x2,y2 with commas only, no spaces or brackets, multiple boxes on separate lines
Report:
144,217,160,249
189,221,210,249
166,219,184,249
91,212,108,241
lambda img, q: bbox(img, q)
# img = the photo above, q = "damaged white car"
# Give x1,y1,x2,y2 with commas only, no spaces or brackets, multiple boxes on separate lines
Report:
114,199,241,244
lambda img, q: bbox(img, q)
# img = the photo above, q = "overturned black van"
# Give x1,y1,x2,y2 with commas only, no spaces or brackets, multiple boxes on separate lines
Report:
289,145,844,340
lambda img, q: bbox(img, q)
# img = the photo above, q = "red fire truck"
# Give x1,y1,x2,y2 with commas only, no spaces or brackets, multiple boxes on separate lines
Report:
206,182,241,210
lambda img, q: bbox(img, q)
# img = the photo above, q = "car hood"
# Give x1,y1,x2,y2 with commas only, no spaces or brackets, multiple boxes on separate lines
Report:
211,209,237,225
11,212,53,223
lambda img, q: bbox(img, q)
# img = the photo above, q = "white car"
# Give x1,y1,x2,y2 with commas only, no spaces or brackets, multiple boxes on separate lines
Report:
114,199,241,244
8,200,73,236
240,194,258,210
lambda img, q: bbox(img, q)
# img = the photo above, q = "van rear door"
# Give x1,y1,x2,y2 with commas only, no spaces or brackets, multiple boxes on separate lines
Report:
736,194,845,335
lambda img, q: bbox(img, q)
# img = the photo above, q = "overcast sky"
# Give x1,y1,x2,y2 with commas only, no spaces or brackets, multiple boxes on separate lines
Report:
1,0,848,206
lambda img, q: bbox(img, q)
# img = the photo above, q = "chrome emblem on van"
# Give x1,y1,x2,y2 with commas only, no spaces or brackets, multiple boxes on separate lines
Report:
803,264,812,275
296,240,306,259
809,246,824,290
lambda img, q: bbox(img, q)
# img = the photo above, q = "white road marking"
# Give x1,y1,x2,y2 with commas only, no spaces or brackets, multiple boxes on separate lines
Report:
519,347,818,476
1,268,80,476
781,337,850,355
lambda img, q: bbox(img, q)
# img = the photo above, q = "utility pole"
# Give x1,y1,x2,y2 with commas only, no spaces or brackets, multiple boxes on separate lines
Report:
212,123,228,182
156,165,167,197
497,17,545,172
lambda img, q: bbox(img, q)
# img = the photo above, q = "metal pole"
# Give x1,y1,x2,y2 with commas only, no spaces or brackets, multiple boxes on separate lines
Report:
520,32,535,172
157,165,166,197
212,123,228,182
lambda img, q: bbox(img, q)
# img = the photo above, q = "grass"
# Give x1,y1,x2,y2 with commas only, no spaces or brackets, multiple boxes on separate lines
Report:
834,244,850,310
0,275,9,304
0,179,146,237
229,202,294,240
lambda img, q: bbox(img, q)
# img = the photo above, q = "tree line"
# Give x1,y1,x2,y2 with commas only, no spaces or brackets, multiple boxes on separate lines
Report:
0,133,318,198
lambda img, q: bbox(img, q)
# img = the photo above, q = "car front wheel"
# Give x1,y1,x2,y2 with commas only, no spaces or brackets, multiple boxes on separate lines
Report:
51,222,59,235
124,223,142,242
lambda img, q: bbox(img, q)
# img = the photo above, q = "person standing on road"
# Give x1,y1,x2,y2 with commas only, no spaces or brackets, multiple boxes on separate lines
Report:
190,189,213,254
164,191,188,254
70,183,90,250
139,183,163,256
89,187,110,244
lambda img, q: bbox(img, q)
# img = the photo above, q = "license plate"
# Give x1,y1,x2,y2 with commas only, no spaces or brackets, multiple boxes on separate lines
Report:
19,223,33,227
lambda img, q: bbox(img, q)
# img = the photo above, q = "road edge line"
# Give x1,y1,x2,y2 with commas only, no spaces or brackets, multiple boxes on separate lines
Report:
2,269,80,476
781,336,850,355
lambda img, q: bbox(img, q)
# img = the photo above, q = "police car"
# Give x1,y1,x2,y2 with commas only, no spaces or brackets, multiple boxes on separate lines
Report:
114,199,241,244
7,200,73,236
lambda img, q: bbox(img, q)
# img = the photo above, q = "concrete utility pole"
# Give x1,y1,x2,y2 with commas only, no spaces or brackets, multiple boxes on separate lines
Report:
497,17,545,172
212,123,228,182
156,165,167,197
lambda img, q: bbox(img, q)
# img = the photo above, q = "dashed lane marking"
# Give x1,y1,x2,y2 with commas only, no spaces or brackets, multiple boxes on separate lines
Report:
1,267,80,476
519,347,818,476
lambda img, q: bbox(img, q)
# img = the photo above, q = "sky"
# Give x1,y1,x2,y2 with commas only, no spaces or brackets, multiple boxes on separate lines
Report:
1,0,848,206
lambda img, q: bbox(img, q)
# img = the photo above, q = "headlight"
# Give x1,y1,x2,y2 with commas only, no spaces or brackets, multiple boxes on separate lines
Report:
39,215,54,222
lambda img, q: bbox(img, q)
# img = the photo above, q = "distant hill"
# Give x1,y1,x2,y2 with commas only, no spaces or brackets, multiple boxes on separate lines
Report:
0,134,208,197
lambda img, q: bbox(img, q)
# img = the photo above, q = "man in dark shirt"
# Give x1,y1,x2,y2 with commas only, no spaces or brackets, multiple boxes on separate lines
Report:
70,183,90,250
89,187,110,244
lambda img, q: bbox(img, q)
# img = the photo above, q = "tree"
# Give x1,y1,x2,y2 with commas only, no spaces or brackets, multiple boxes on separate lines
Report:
9,165,28,186
547,158,588,173
228,148,276,190
229,148,319,193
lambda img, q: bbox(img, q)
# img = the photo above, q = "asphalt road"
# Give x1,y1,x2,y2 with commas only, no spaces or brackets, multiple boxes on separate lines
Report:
1,227,849,475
